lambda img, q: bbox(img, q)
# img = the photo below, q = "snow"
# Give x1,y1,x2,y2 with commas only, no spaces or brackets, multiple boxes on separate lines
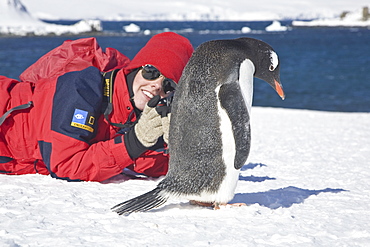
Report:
1,0,369,36
292,7,370,27
0,0,102,36
0,19,102,36
1,107,369,246
10,0,370,21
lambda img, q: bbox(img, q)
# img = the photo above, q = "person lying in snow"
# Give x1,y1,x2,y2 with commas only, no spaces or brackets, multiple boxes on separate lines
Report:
0,32,194,182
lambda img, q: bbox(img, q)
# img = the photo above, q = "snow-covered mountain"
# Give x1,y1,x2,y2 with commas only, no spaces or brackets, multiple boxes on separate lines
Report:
0,0,39,25
0,0,101,36
1,0,369,36
20,0,370,21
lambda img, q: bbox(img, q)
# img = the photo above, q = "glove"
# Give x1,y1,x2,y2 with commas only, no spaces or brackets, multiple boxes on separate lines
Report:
134,95,163,147
124,95,164,159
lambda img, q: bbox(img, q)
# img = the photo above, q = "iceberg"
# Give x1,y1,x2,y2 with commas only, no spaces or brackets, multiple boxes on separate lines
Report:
123,23,140,33
265,21,288,32
0,0,102,36
241,26,252,33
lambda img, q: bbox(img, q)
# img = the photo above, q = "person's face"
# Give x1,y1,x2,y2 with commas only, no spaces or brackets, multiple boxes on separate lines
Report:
132,68,168,111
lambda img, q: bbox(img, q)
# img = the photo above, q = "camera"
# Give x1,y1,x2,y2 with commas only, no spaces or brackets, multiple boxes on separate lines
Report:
156,91,174,117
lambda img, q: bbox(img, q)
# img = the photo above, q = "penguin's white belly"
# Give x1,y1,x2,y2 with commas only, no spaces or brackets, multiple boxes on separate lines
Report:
184,85,239,204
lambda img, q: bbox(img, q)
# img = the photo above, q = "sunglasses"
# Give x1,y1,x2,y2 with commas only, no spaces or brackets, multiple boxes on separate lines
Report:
141,64,177,94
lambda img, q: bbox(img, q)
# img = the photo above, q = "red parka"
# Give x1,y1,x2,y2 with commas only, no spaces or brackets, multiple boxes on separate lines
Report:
0,33,194,182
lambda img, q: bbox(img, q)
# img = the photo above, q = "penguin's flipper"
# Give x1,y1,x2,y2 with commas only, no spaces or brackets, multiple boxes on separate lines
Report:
218,82,251,170
111,188,168,215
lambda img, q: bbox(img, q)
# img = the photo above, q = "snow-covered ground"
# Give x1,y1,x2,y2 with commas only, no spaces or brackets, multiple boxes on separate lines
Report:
1,107,369,246
293,7,370,27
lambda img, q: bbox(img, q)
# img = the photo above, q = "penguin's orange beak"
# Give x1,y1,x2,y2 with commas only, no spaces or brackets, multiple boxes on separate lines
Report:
274,79,285,100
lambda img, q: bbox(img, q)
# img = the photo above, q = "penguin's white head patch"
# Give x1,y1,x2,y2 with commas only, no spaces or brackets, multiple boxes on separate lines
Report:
269,51,279,71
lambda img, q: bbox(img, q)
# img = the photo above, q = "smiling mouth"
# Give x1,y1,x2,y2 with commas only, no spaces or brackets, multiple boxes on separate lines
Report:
142,90,154,99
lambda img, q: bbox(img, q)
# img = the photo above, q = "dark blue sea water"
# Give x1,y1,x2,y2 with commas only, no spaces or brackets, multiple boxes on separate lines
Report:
0,21,369,112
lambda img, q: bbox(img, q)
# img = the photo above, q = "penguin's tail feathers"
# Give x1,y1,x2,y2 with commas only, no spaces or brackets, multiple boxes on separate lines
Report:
111,187,168,215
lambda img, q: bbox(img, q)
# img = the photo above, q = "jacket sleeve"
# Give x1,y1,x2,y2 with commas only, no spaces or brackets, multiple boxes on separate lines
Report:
45,133,168,182
131,151,169,177
45,132,134,181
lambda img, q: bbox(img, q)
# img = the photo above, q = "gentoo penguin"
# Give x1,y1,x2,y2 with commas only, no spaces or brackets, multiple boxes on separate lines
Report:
112,37,285,215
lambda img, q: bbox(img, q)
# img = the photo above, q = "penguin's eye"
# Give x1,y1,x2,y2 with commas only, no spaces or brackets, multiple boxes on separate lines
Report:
269,64,275,71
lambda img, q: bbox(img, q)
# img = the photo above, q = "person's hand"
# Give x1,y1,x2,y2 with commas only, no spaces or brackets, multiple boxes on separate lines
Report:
124,95,172,159
134,95,163,147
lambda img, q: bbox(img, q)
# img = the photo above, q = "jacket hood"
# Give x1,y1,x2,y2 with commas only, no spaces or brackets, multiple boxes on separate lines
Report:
124,32,194,83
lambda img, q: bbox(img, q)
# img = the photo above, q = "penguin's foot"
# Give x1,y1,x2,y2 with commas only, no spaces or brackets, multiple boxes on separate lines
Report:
214,202,247,210
189,200,214,208
189,201,246,210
